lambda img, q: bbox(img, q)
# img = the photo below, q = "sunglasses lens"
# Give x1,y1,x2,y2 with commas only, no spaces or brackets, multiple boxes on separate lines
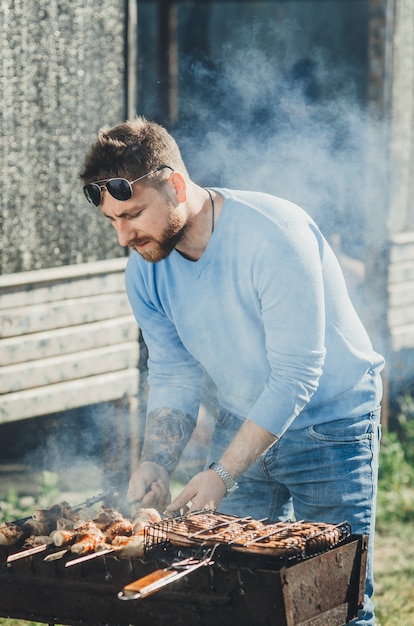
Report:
83,184,101,206
106,179,132,201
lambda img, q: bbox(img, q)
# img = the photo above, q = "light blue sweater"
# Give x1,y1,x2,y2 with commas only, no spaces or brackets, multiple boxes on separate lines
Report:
125,188,384,437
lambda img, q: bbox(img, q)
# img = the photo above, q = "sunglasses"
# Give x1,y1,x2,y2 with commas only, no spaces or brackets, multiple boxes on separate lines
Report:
83,165,174,206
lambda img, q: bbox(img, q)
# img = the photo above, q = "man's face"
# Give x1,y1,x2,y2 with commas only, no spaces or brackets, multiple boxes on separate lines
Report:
100,180,188,263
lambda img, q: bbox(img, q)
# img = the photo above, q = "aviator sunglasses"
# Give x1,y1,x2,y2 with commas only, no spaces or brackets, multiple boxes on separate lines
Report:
83,165,174,206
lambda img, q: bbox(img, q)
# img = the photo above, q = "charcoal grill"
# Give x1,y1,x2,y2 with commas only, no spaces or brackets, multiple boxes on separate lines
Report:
0,510,368,626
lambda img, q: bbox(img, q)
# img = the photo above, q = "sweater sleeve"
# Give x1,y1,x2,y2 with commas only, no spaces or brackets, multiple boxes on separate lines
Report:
125,255,203,420
246,220,327,436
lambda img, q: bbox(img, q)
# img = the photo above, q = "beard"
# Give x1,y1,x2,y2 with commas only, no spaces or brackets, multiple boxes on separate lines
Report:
129,206,189,263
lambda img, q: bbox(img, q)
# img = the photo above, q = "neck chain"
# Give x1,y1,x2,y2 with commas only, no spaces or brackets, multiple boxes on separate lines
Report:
206,188,215,234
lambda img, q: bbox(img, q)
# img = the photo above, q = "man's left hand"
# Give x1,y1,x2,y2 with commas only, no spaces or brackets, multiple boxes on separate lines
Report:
165,468,227,516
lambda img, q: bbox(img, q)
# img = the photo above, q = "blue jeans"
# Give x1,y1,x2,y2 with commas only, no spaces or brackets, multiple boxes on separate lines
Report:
206,407,382,626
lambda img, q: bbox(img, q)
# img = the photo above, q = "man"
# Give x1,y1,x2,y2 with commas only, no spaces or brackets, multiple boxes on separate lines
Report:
81,116,384,625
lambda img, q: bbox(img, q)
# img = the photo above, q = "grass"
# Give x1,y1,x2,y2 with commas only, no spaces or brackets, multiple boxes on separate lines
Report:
374,521,414,625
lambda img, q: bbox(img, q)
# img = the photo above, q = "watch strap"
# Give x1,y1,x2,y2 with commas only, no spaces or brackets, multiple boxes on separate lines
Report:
209,462,239,496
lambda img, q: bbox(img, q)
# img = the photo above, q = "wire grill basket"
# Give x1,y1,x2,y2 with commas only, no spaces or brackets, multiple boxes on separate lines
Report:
144,511,351,561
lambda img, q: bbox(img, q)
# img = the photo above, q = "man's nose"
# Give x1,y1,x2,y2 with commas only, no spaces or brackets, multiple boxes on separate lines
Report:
116,220,134,247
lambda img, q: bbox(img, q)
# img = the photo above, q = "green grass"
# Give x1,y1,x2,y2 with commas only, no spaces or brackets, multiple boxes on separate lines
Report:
374,521,414,626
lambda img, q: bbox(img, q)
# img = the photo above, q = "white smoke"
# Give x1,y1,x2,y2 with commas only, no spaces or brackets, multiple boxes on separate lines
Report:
171,17,384,319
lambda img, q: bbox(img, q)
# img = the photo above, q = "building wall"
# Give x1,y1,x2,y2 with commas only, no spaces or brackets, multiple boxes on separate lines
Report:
385,0,414,392
388,0,414,234
0,0,127,275
0,0,414,392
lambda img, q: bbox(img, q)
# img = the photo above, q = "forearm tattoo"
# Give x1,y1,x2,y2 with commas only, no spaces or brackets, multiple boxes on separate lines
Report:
141,408,196,475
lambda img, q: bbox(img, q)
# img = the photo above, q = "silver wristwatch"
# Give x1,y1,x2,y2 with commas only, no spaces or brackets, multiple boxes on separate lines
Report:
209,462,239,496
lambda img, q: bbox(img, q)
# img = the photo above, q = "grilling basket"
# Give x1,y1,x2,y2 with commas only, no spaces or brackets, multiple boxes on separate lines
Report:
119,510,352,600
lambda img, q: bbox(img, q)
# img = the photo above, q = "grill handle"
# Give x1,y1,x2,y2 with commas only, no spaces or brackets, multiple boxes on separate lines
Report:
118,551,215,601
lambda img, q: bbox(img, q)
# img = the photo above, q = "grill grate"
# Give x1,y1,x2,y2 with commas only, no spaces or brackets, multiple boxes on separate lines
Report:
144,511,351,562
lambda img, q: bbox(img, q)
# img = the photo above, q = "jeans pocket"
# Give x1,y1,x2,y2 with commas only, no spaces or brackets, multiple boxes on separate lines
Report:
308,414,376,443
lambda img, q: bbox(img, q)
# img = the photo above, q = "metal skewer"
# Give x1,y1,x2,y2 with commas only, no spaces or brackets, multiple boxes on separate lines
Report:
7,544,50,563
65,548,115,567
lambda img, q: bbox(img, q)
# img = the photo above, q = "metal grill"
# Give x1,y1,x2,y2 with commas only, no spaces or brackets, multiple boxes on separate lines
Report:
145,510,351,562
0,506,366,626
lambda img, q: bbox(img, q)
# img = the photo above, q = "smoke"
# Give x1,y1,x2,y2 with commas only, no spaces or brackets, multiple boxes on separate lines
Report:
163,16,387,439
2,13,388,498
171,18,383,278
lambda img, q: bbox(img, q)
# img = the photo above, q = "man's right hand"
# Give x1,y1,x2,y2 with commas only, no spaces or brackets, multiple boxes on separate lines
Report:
127,461,171,512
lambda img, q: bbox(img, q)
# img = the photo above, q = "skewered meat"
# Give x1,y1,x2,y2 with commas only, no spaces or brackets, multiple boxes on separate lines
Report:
64,508,161,557
51,529,77,548
111,534,145,558
52,520,98,548
51,519,96,547
22,519,53,537
56,517,75,530
22,535,53,548
73,519,99,532
0,523,25,546
104,519,133,543
132,508,161,534
2,504,163,560
94,507,124,530
32,502,77,523
70,528,109,555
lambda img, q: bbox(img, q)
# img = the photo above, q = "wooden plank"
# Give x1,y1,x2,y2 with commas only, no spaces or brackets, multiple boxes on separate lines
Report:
0,316,137,366
388,281,414,306
387,235,414,353
389,241,414,264
388,305,414,327
0,370,139,422
390,231,414,246
0,259,139,421
0,294,132,338
390,323,414,351
0,342,139,394
388,260,414,284
0,274,126,310
0,258,128,288
0,258,128,309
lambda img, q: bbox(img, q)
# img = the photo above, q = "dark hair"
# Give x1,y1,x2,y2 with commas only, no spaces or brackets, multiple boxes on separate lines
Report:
80,116,188,185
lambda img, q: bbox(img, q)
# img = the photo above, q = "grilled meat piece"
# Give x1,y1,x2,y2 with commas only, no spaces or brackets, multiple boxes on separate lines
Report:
70,528,109,555
51,529,77,548
0,523,25,546
132,508,161,534
112,534,145,558
104,519,133,543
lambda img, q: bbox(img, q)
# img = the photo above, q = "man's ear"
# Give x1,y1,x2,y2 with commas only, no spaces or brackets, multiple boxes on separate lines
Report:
170,172,187,203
